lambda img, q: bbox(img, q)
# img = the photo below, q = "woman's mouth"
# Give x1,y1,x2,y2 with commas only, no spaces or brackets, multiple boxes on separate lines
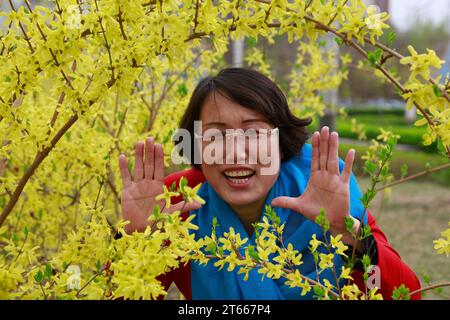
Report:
223,169,255,186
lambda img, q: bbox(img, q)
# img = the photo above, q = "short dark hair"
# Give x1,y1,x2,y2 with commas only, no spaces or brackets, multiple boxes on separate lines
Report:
176,68,313,168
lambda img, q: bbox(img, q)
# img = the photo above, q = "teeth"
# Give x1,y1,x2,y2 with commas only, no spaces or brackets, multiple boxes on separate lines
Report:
228,177,250,184
224,170,254,177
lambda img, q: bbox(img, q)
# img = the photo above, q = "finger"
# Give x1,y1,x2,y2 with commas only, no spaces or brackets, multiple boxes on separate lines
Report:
134,141,145,181
118,154,132,188
341,149,355,183
328,132,340,175
144,137,155,180
311,131,320,172
319,126,330,170
167,200,203,214
153,143,164,181
271,196,303,215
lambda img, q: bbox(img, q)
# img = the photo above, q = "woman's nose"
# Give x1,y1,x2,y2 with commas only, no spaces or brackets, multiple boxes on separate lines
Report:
224,134,248,164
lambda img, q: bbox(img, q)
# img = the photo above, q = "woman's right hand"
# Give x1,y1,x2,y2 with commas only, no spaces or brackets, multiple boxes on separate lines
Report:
118,137,201,234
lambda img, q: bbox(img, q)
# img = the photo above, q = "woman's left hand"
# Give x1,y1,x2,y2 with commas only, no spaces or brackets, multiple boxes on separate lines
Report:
271,126,362,249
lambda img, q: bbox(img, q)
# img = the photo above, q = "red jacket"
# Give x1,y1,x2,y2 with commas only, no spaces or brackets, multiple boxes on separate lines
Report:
158,168,422,300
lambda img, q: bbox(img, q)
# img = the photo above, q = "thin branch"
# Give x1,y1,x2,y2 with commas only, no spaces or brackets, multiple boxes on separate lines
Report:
327,0,349,26
193,0,200,35
145,52,203,132
94,0,116,82
23,0,75,91
408,282,450,298
369,38,450,104
75,262,109,298
8,0,35,54
0,113,79,227
321,229,342,295
94,178,104,209
377,163,450,191
117,6,128,40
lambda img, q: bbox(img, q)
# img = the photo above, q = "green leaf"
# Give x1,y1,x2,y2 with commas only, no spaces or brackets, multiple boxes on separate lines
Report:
252,222,262,238
12,233,18,245
247,245,259,260
44,264,52,279
433,84,442,98
163,129,174,144
315,209,330,231
62,261,69,270
392,284,410,300
435,287,444,294
367,49,383,66
367,52,377,66
344,216,355,235
34,271,43,283
176,83,188,97
388,31,396,45
117,111,125,122
179,176,188,189
170,180,177,192
362,254,371,269
363,160,377,176
206,241,217,255
335,37,343,46
212,216,218,228
38,208,44,219
64,131,72,141
246,36,258,47
96,176,103,185
153,204,161,218
313,285,325,298
361,225,372,239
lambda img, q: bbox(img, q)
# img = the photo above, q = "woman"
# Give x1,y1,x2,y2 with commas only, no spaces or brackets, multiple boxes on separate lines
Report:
118,68,421,300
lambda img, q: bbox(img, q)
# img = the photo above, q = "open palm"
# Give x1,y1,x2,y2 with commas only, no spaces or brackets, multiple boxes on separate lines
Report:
119,137,201,233
272,126,356,233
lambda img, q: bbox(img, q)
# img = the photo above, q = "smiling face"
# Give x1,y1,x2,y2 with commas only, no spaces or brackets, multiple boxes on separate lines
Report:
199,91,281,209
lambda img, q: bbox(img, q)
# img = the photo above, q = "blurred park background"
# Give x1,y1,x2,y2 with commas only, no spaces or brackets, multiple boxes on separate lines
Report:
2,0,449,299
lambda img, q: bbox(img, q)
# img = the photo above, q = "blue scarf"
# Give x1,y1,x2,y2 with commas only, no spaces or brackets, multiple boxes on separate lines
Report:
190,143,367,299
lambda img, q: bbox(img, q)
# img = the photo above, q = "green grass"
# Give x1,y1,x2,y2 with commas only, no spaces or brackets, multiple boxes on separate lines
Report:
337,117,437,153
347,107,405,117
345,114,414,127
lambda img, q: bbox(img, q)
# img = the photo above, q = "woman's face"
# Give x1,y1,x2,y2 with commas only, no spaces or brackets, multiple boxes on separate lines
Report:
199,92,281,208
